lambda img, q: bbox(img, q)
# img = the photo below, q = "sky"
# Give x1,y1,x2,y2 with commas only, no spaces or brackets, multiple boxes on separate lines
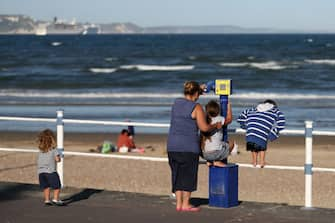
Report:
1,0,335,31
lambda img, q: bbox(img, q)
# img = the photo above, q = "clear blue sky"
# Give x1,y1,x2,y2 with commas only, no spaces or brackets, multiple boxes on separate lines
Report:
1,0,334,31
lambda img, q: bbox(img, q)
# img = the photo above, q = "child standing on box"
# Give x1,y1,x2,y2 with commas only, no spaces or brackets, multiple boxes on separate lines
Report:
201,100,238,167
37,129,64,206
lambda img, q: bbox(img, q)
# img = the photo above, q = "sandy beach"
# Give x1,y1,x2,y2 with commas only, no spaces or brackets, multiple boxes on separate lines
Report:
0,131,335,209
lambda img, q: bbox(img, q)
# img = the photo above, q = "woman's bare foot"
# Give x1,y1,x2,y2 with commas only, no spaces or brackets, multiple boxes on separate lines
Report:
260,161,266,168
213,161,226,167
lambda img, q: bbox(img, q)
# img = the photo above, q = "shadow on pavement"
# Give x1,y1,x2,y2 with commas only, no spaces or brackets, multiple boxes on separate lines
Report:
190,197,209,207
0,183,39,201
63,188,103,205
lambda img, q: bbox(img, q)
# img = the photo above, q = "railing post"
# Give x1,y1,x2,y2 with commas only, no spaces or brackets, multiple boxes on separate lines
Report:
304,121,313,209
56,110,64,187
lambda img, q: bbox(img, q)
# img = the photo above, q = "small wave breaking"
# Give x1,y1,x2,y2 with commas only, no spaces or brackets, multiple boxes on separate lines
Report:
51,42,62,46
220,61,294,70
89,68,117,73
1,91,335,100
120,64,194,71
305,59,335,65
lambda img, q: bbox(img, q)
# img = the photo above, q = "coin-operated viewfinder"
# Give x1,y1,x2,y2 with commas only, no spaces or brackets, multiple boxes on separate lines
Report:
204,79,233,142
215,79,232,96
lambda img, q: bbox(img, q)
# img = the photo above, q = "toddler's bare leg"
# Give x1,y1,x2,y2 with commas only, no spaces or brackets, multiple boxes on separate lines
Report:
53,189,60,201
43,188,50,202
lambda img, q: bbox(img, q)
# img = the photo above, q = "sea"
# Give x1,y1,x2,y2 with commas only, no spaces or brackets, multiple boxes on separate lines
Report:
1,34,335,134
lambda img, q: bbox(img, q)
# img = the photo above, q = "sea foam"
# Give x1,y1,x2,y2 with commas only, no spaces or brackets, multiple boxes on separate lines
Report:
89,68,117,73
51,42,62,46
219,62,248,67
1,91,335,100
120,64,194,71
220,61,290,70
305,59,335,65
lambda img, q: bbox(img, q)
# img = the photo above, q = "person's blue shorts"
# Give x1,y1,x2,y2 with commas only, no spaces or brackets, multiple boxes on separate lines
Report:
39,172,61,189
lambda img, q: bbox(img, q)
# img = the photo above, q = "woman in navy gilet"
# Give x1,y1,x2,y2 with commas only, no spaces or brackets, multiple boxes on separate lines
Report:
167,81,221,212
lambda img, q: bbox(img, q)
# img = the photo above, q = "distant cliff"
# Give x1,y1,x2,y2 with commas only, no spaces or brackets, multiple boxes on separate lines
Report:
100,23,142,34
141,25,276,34
0,14,300,35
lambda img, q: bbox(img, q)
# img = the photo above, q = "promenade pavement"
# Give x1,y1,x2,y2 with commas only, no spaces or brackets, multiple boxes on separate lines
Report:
0,182,334,223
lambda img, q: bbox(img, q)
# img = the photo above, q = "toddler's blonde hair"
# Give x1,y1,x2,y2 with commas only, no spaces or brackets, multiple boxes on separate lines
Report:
37,129,56,152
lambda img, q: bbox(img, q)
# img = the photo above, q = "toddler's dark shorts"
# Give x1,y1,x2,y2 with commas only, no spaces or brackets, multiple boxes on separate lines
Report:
39,172,61,189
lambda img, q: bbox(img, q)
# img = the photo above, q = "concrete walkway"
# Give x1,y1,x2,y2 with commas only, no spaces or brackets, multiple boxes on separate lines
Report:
0,182,334,223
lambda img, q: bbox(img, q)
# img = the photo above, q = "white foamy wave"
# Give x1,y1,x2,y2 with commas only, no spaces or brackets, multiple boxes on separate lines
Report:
89,68,117,73
231,92,335,100
1,91,335,100
305,59,335,65
249,61,287,70
120,64,194,71
0,90,215,99
51,42,62,46
219,61,291,70
219,62,249,67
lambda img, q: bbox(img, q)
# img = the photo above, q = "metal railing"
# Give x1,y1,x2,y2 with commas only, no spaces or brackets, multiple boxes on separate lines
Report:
0,110,335,209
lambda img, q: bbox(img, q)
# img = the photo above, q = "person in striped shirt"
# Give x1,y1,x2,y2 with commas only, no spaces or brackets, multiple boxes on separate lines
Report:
237,99,285,168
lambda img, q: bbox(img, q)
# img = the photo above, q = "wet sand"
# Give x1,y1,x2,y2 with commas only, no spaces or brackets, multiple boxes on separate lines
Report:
0,131,334,208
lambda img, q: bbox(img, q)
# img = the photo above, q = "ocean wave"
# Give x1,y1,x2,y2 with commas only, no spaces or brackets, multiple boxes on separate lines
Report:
1,91,335,100
305,59,335,65
89,68,117,73
219,61,294,70
232,92,335,100
51,42,62,46
0,91,183,99
120,64,194,71
219,62,249,67
249,61,288,70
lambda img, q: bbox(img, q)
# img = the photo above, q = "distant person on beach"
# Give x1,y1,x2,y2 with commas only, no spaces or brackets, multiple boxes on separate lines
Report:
201,100,238,167
237,99,285,168
167,81,222,212
36,129,64,206
117,129,144,153
127,120,135,138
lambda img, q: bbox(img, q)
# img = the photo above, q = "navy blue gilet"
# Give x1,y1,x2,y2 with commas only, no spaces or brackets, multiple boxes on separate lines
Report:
167,98,200,154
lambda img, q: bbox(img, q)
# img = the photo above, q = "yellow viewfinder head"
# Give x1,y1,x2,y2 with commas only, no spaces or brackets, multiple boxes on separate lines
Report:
215,79,232,95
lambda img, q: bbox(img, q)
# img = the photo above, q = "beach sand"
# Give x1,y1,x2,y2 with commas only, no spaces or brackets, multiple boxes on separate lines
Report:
0,131,334,209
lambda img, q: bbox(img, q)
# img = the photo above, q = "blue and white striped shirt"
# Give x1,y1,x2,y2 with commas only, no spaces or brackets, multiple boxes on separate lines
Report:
237,103,285,148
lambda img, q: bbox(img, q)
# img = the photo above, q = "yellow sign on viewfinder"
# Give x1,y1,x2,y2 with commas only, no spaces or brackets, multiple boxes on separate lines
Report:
215,79,232,95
